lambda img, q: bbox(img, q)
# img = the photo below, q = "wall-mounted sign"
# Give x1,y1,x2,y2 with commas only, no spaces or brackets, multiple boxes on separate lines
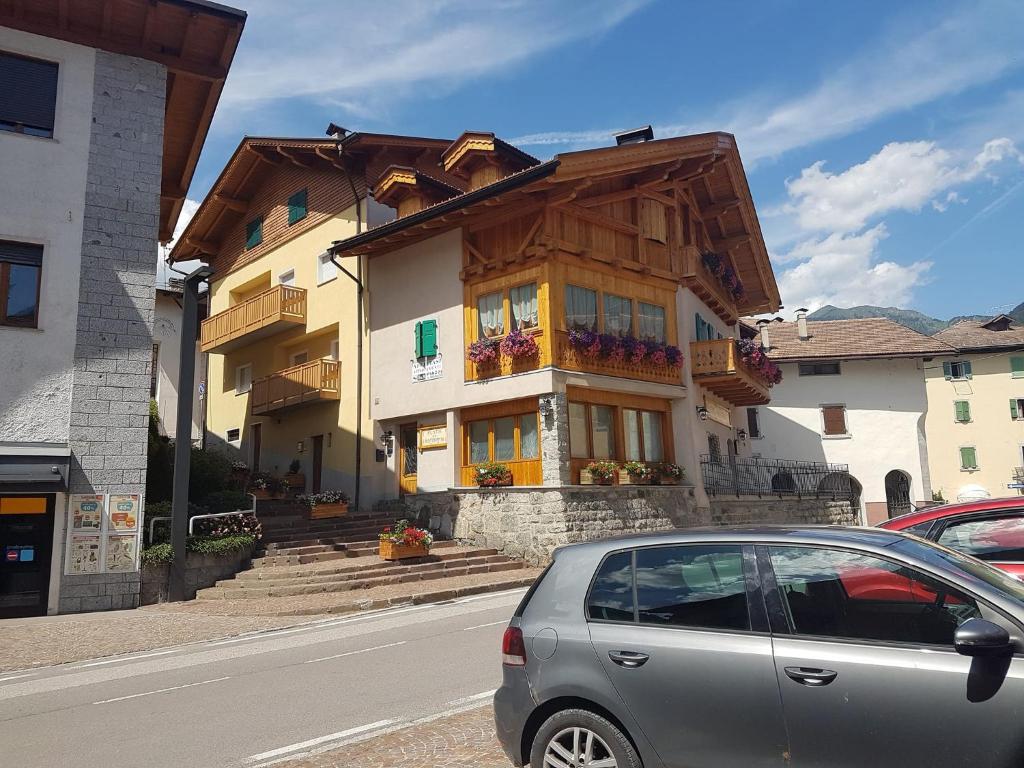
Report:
418,424,447,451
108,494,140,532
70,494,104,531
411,352,443,382
65,493,143,576
68,535,101,574
105,535,137,572
703,396,733,427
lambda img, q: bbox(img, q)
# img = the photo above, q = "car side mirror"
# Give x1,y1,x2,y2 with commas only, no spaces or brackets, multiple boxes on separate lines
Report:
954,618,1014,657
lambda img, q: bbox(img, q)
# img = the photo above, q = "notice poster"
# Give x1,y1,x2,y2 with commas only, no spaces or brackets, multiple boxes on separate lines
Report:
70,494,105,531
69,535,102,574
105,535,137,572
108,494,140,532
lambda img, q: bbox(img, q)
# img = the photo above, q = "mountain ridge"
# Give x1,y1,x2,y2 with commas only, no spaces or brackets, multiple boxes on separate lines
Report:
806,302,1024,336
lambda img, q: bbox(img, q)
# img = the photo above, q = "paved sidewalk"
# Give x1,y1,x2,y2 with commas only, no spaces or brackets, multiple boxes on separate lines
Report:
282,704,511,768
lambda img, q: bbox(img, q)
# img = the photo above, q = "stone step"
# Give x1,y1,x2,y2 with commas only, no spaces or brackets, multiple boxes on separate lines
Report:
250,540,462,568
237,547,506,582
260,525,397,549
258,515,398,534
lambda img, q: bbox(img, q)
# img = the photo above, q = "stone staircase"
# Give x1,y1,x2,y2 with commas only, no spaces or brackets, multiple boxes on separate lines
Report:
190,506,539,615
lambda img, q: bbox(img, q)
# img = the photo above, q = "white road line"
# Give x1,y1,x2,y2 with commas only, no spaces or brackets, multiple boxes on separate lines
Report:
443,689,496,708
91,676,231,705
73,649,178,668
244,720,396,763
302,641,406,664
0,673,36,683
462,619,507,631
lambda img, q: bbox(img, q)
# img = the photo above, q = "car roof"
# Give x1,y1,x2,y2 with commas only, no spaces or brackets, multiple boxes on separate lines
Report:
881,497,1024,530
556,525,907,558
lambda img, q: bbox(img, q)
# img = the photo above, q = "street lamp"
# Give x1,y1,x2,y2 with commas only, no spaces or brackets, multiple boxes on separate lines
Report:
696,405,709,421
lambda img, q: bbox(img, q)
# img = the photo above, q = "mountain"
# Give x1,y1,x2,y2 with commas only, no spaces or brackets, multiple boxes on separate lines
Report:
807,303,1023,336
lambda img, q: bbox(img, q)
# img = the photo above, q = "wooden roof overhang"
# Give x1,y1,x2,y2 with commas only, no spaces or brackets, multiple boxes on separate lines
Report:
169,133,461,263
0,0,247,242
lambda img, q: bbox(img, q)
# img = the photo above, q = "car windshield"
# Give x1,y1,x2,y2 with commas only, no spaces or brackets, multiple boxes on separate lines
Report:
892,537,1024,605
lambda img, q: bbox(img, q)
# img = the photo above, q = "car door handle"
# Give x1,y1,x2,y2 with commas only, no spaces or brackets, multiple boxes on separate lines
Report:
609,650,649,668
784,667,838,686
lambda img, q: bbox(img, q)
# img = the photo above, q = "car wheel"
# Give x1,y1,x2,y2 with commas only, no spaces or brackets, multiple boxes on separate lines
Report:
530,708,641,768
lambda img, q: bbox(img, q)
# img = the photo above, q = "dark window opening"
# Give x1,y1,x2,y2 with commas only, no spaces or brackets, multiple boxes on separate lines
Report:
0,240,42,328
0,51,58,138
799,362,841,376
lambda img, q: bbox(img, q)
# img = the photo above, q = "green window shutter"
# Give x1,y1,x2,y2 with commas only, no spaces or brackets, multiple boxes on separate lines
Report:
955,401,970,422
1011,357,1024,378
942,361,952,380
963,361,973,379
960,447,977,470
287,189,308,225
245,217,262,250
1012,399,1020,420
413,321,423,358
420,319,437,357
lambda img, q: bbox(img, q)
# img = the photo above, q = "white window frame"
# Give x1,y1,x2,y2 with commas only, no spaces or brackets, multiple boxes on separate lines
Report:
959,444,980,472
317,252,337,285
820,403,850,439
234,363,252,395
289,350,309,367
329,339,339,361
278,269,296,287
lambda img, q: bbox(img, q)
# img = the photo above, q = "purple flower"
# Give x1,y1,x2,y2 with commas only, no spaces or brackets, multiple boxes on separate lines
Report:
499,329,539,359
467,338,499,364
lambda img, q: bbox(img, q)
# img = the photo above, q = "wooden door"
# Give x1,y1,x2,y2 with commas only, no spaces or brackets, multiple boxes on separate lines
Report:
251,423,262,472
311,434,324,493
399,423,418,496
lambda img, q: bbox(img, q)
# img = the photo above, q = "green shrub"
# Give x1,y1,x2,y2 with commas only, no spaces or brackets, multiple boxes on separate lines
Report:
140,534,256,565
201,490,252,515
188,448,233,502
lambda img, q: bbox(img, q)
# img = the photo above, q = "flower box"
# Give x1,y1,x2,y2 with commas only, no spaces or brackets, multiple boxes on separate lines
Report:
651,476,679,486
618,469,650,485
310,502,348,520
379,540,429,561
251,489,281,500
285,473,305,493
580,469,613,486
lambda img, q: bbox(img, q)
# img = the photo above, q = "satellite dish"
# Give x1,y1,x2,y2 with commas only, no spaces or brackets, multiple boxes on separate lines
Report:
956,484,991,502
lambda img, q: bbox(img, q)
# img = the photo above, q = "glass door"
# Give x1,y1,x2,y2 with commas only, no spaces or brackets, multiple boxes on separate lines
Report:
0,496,55,618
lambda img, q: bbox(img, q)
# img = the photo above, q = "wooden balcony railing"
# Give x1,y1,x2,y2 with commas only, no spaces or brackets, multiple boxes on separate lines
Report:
679,246,738,323
200,285,307,353
690,338,771,405
554,331,684,386
251,359,340,416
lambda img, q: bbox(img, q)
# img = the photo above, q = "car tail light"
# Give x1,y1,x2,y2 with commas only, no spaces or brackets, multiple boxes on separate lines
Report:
502,626,527,666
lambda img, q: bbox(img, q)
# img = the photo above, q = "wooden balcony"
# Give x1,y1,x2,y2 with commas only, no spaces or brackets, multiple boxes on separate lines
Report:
251,359,340,416
679,246,738,323
554,331,684,386
200,285,306,353
690,338,770,405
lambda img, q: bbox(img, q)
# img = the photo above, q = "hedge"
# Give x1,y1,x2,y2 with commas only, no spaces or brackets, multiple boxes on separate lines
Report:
141,534,256,566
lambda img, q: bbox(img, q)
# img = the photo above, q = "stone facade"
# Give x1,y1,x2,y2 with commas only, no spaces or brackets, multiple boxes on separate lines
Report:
540,392,572,486
60,50,166,613
140,549,253,605
710,498,857,527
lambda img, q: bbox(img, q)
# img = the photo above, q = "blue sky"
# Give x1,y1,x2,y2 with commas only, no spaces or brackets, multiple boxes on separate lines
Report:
173,0,1024,319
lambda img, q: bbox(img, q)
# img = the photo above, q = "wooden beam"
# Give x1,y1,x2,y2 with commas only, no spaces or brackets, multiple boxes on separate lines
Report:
277,147,312,168
515,214,544,255
554,202,639,236
314,146,347,170
213,193,248,213
185,236,220,253
713,234,751,252
140,0,157,45
249,147,283,166
161,181,186,200
577,187,639,208
637,187,677,208
699,198,741,219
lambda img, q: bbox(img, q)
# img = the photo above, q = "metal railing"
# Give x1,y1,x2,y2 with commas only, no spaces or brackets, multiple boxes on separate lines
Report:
701,455,854,500
146,495,257,545
1014,467,1024,482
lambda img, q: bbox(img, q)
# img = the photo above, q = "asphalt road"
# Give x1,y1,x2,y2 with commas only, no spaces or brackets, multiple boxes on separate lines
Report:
0,588,527,768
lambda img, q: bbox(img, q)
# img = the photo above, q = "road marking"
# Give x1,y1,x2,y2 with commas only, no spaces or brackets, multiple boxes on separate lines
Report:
73,649,178,668
0,673,35,683
244,720,396,764
462,619,507,631
302,641,406,664
91,676,231,704
444,689,496,707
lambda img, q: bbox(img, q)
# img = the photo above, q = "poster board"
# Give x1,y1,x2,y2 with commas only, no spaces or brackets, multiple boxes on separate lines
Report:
65,493,142,575
68,535,102,574
70,494,104,531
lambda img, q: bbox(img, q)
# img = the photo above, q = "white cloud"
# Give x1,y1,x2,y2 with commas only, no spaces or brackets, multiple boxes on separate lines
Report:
156,198,202,287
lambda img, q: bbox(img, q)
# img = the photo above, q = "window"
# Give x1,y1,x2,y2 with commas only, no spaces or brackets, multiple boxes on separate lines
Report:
464,412,540,466
799,362,841,376
477,291,504,338
0,240,42,328
746,408,761,439
587,551,635,622
638,302,666,343
246,217,263,250
635,545,749,631
623,409,664,462
960,446,979,471
569,402,589,459
290,350,308,366
509,283,538,331
519,414,539,459
278,269,295,286
414,319,438,358
590,404,615,459
603,294,632,336
943,360,972,381
954,400,971,423
938,516,1024,563
494,417,515,461
708,433,722,463
821,405,848,436
768,546,981,646
0,51,58,138
317,252,337,285
1011,399,1024,421
695,313,711,341
150,343,160,397
330,339,339,361
469,421,490,464
234,364,252,395
288,188,308,225
226,428,241,443
565,285,598,331
1012,357,1024,379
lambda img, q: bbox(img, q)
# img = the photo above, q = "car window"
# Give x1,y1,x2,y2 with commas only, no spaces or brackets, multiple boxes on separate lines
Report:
635,545,749,631
892,538,1024,606
769,546,981,646
587,551,635,622
902,521,933,537
937,516,1024,563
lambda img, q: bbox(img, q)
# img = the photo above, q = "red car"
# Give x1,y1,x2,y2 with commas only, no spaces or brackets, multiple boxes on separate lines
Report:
881,498,1024,579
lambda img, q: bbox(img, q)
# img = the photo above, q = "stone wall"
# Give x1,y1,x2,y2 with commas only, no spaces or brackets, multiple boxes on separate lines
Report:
140,549,253,605
709,497,857,526
60,50,166,614
540,393,571,486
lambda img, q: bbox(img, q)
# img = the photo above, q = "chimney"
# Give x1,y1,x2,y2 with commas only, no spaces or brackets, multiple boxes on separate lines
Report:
614,125,655,146
796,308,810,341
756,318,771,350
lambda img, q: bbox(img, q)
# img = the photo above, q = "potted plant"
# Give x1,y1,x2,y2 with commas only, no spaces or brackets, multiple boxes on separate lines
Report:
580,460,617,485
499,329,539,361
619,461,651,485
298,489,349,519
378,519,433,561
467,338,500,366
285,458,305,493
654,462,685,485
475,461,513,488
249,472,287,500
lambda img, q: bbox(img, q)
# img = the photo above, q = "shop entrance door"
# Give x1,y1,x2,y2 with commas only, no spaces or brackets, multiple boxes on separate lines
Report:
399,423,418,496
0,495,55,618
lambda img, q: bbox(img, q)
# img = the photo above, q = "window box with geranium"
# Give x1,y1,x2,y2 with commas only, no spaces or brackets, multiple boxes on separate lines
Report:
653,462,685,485
701,251,746,302
467,337,500,365
567,330,683,372
298,490,349,519
378,519,434,560
475,461,513,488
499,328,538,360
619,461,652,485
736,338,783,386
580,460,617,485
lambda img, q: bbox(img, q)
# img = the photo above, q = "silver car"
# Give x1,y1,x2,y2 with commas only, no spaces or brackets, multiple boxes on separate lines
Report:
494,526,1024,767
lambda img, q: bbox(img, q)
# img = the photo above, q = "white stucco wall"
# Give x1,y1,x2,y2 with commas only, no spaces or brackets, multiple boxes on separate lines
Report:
758,357,931,521
0,28,95,441
153,290,203,441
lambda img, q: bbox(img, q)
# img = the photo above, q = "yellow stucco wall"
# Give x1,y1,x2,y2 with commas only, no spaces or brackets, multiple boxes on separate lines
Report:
924,352,1024,501
205,206,378,503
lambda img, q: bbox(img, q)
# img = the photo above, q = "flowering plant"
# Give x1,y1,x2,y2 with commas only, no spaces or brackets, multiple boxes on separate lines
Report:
248,472,287,494
568,328,602,358
621,461,651,478
737,338,783,386
475,462,512,487
379,519,433,550
297,490,350,508
701,250,745,301
499,329,539,359
231,460,250,472
585,460,618,481
567,331,684,371
467,337,500,364
658,462,685,480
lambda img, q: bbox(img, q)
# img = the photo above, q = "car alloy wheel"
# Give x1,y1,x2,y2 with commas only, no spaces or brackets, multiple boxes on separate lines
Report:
543,726,618,767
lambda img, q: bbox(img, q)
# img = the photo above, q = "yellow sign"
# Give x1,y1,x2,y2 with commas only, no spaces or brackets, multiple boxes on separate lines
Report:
0,497,47,515
418,424,447,450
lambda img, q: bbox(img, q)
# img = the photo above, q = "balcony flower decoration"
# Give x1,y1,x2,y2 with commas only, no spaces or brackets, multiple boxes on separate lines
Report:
475,461,513,487
737,338,783,386
701,250,745,301
568,330,683,370
621,461,652,480
568,328,602,358
585,460,618,483
467,337,499,364
499,329,539,360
